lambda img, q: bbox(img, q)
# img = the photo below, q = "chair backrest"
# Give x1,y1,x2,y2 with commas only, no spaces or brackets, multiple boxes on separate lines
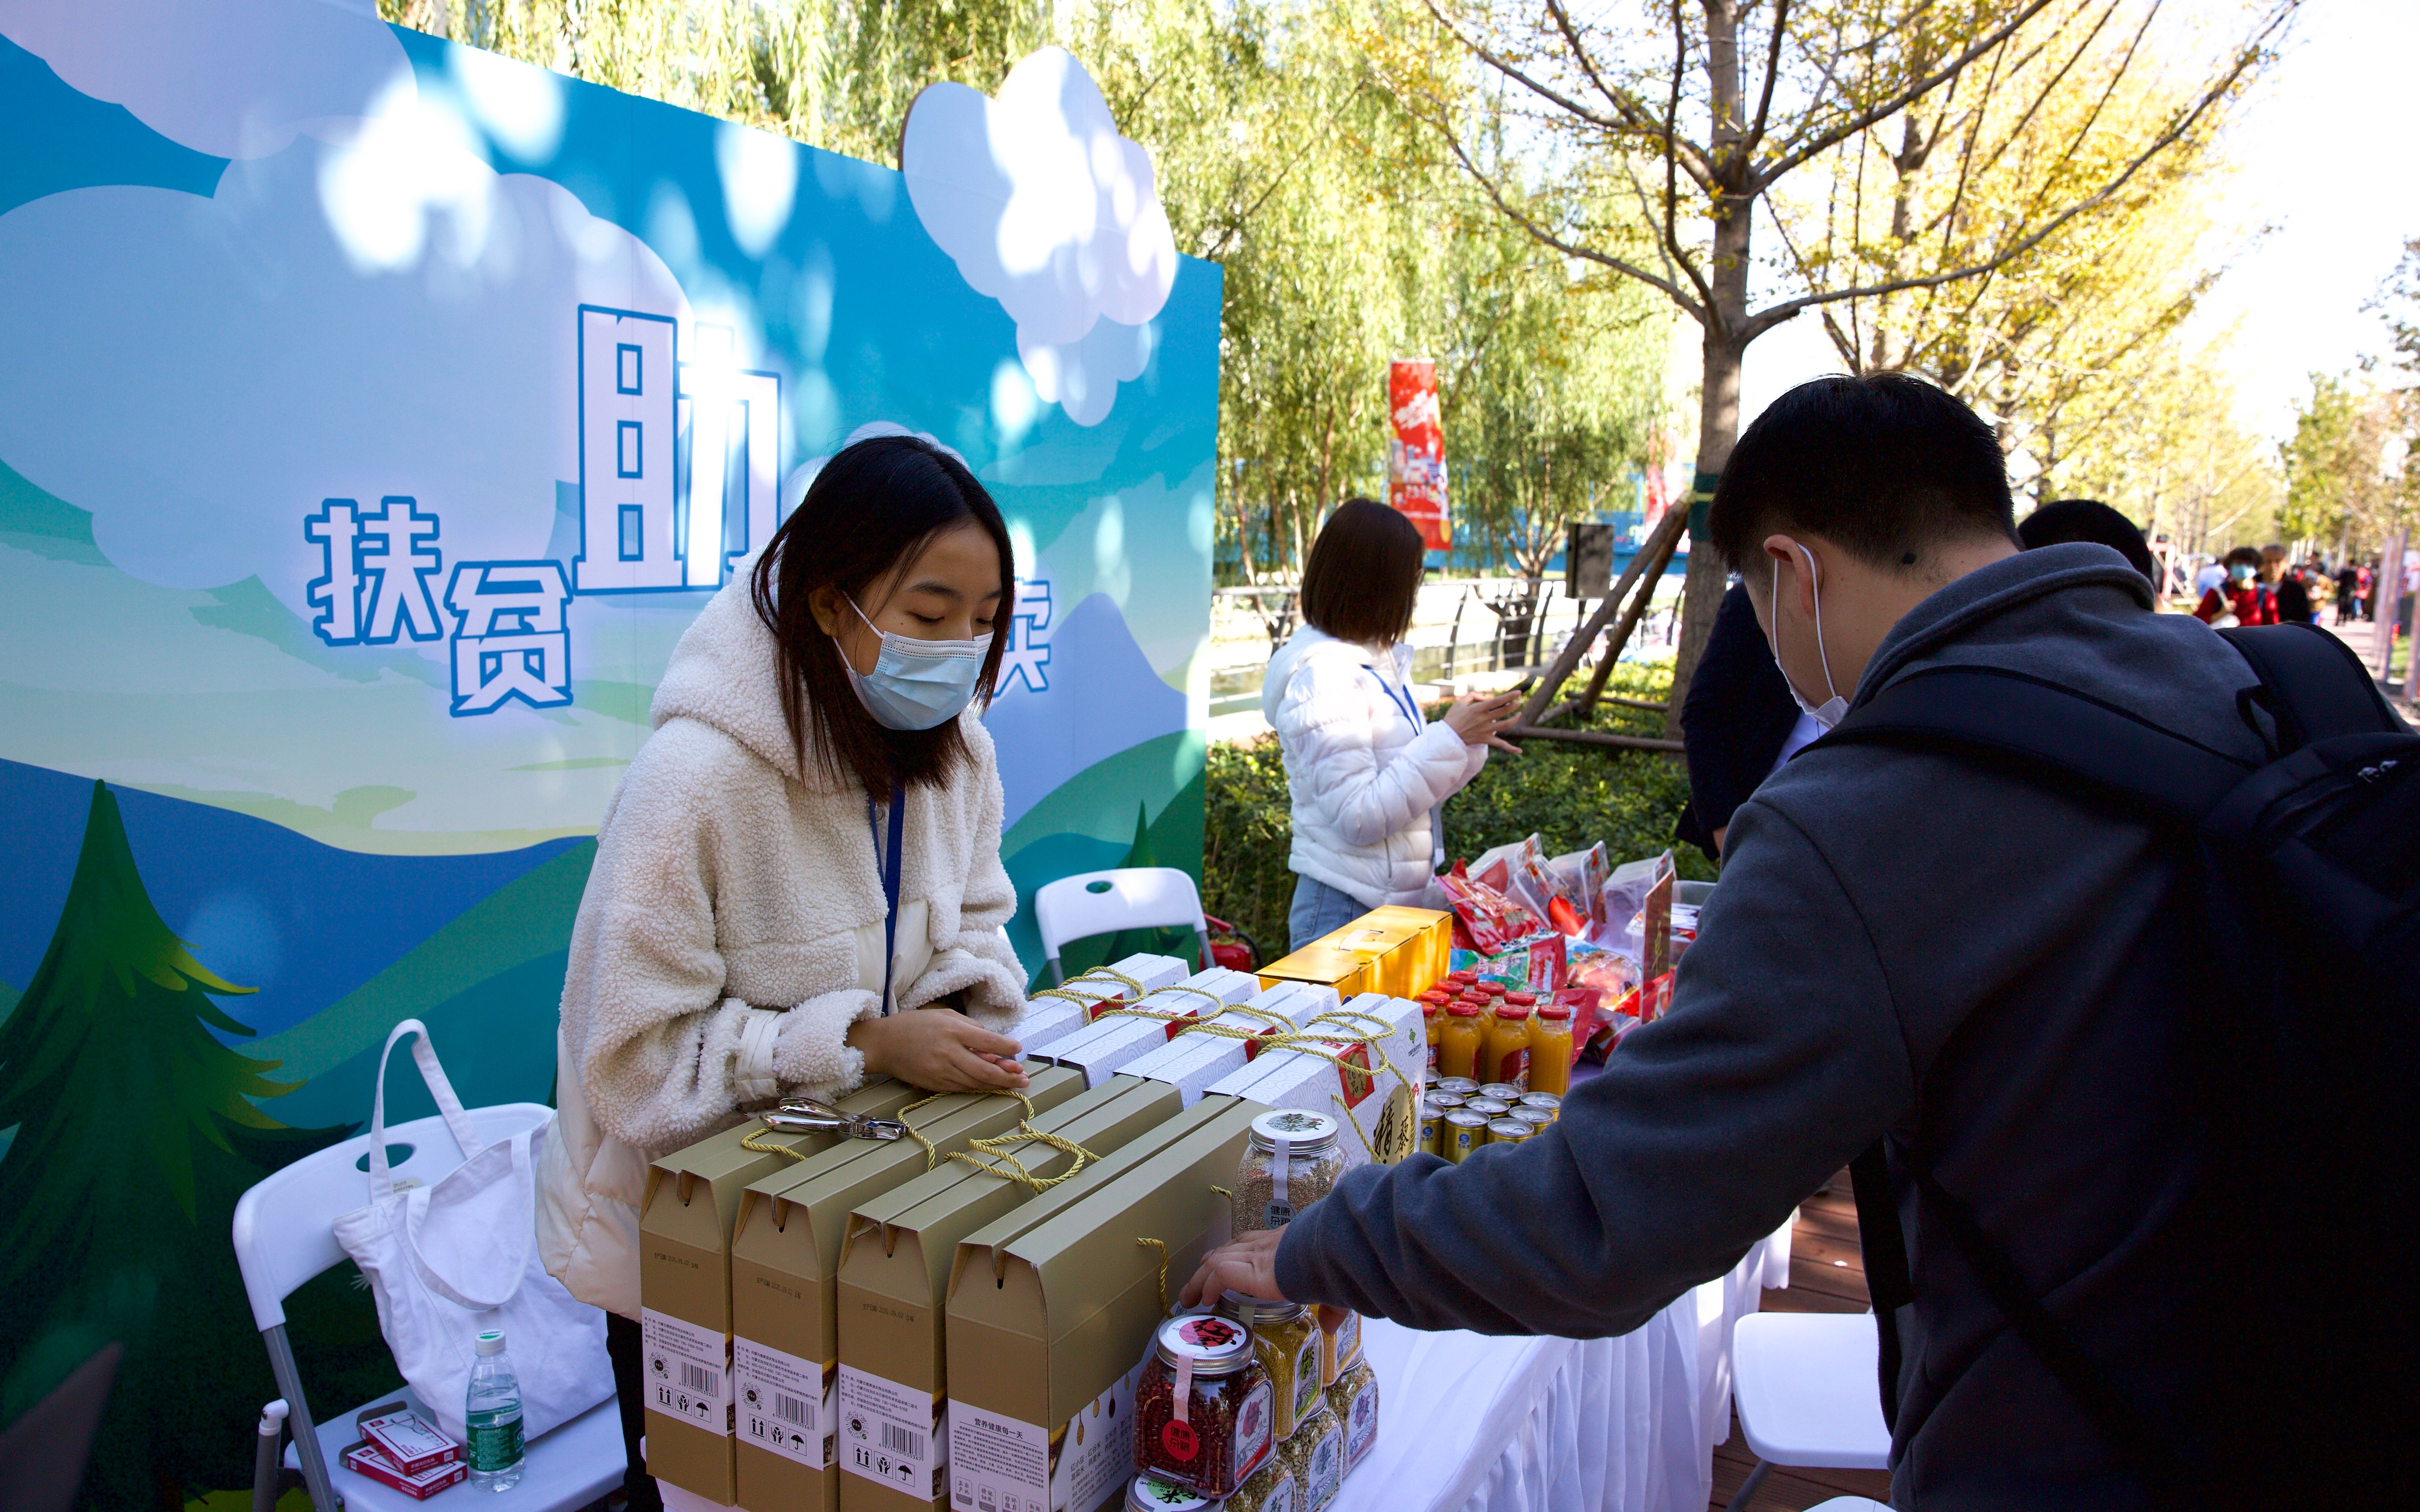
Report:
1032,866,1208,966
231,1022,552,1333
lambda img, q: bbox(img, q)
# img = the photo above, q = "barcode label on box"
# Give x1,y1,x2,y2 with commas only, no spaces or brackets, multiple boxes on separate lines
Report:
641,1308,731,1436
838,1365,942,1499
735,1338,831,1469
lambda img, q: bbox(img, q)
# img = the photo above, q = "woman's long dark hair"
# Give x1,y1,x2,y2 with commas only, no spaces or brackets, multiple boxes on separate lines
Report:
751,435,1014,794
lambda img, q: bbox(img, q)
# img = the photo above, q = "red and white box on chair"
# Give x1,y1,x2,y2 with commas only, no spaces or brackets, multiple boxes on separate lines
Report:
341,1440,470,1499
356,1408,460,1477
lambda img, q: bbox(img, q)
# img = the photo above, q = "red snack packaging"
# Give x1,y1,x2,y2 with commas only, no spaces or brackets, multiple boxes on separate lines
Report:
342,1440,470,1499
1437,861,1536,954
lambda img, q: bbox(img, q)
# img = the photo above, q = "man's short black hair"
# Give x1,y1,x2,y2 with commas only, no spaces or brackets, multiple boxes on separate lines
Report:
1708,373,2017,578
2017,498,2157,584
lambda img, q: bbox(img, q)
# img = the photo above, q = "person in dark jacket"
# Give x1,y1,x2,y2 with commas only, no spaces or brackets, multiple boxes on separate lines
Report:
1183,374,2280,1507
1673,582,1815,862
2016,497,2157,584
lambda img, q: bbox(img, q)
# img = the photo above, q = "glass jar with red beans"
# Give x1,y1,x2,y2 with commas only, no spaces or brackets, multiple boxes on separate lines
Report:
1134,1313,1275,1496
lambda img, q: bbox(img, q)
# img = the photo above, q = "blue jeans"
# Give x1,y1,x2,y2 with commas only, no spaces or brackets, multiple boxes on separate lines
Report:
1289,874,1372,952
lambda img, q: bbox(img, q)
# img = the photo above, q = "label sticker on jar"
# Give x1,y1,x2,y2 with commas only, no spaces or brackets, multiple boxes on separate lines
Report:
1303,1423,1343,1512
1259,1469,1298,1512
1342,1376,1380,1472
1233,1379,1273,1481
641,1308,731,1435
735,1337,831,1468
1292,1339,1321,1423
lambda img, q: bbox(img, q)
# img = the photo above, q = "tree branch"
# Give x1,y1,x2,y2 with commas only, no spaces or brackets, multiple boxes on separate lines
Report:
1743,0,1793,158
1439,128,1711,324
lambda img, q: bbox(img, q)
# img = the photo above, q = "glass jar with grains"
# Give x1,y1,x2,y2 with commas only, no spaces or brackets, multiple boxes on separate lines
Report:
1217,1291,1324,1439
1124,1474,1219,1512
1135,1313,1275,1496
1234,1110,1347,1237
1281,1406,1347,1512
1223,1452,1299,1512
1327,1357,1381,1476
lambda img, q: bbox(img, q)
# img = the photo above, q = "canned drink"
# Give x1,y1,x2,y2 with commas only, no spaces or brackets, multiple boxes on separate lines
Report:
1517,1093,1562,1121
1464,1096,1511,1121
1478,1082,1522,1103
1434,1077,1480,1099
1418,1096,1444,1157
1486,1117,1532,1145
1443,1109,1489,1163
1510,1106,1554,1131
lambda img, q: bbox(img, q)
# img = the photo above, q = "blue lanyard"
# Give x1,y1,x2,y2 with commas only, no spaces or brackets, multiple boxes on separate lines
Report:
866,780,904,1015
1369,666,1423,734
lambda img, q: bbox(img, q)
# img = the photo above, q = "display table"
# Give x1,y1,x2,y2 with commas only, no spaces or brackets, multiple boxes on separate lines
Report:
1330,1219,1793,1512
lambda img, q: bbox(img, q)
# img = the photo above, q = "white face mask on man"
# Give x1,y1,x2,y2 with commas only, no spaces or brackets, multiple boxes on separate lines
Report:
1770,543,1849,731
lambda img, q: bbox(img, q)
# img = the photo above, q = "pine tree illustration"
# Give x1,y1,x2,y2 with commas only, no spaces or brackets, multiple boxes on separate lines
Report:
0,782,347,1508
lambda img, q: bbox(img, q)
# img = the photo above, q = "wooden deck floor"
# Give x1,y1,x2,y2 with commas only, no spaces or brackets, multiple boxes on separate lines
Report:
1707,1174,1896,1512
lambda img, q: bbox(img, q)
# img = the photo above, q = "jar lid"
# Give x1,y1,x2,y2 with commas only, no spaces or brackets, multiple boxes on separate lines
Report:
1418,991,1450,1007
1154,1313,1255,1373
1477,1083,1522,1101
1217,1289,1308,1326
1446,1002,1483,1017
1518,1092,1562,1110
1446,969,1478,984
1512,1106,1554,1126
1537,1005,1572,1021
1487,1118,1531,1139
1443,1109,1489,1128
1429,1092,1466,1110
1127,1473,1218,1512
1434,1077,1479,1095
1478,981,1508,997
1491,1004,1528,1019
1505,992,1537,1006
1465,1097,1510,1117
1248,1108,1341,1157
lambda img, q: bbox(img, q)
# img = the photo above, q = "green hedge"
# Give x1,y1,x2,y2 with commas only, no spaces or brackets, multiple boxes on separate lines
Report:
1202,665,1716,962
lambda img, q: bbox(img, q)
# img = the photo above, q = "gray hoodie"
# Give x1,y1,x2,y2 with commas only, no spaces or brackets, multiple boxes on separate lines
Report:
1274,543,2268,1508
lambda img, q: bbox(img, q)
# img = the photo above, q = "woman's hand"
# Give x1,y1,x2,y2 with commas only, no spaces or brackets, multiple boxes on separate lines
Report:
1442,688,1523,753
1178,1228,1287,1309
847,1008,1029,1093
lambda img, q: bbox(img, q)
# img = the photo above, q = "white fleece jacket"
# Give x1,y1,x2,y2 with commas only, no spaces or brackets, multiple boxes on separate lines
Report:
1261,626,1486,908
535,574,1027,1318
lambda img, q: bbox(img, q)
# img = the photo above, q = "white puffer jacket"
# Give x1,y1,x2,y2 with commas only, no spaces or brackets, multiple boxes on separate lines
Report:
1262,626,1488,908
534,573,1027,1318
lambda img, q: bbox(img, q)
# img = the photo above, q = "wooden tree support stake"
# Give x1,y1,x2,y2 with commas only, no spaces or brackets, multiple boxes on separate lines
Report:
1515,505,1691,729
1502,726,1686,753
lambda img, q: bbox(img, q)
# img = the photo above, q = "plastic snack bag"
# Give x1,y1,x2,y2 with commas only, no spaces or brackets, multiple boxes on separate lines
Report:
1547,843,1611,929
1437,861,1536,955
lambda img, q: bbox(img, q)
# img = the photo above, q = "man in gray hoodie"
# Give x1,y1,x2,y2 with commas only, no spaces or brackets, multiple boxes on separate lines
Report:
1184,375,2272,1507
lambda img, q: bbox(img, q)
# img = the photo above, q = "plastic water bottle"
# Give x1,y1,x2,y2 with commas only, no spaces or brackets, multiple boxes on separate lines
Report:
464,1329,526,1492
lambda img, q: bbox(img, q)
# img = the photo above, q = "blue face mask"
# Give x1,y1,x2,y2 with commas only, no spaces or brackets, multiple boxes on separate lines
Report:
2230,564,2255,584
835,596,988,731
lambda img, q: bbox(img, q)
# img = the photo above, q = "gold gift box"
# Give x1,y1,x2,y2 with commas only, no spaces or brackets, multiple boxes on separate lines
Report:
1258,905,1452,1001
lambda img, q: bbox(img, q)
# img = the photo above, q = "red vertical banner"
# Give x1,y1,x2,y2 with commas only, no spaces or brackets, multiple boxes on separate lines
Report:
1388,359,1451,551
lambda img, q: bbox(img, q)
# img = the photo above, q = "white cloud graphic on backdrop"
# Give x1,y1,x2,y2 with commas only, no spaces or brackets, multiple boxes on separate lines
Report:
0,0,400,160
901,47,1176,427
0,3,689,618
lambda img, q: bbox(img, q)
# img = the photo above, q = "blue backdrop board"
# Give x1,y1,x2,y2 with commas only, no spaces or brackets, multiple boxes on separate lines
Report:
0,2,1218,1502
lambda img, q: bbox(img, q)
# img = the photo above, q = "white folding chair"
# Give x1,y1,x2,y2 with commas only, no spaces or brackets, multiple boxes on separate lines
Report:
230,1030,624,1512
1032,866,1213,984
1722,1311,1892,1512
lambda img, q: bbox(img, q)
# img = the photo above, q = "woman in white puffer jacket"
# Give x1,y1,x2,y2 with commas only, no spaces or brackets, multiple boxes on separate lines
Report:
1263,499,1523,948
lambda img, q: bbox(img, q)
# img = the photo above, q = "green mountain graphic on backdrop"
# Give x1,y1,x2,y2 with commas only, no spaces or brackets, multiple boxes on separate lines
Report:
0,782,359,1507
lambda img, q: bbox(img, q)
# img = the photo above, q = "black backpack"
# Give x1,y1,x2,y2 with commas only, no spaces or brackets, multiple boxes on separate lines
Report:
1823,622,2420,1507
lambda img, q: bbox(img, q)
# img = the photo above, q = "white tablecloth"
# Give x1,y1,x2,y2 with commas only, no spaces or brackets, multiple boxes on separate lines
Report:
1329,1219,1792,1512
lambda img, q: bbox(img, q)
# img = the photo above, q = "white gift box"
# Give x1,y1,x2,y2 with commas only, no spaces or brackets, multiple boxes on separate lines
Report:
1005,951,1194,1055
1117,981,1338,1106
1042,967,1263,1087
1209,992,1425,1167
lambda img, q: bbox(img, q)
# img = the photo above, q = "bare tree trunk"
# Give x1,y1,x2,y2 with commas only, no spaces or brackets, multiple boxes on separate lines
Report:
1667,324,1749,736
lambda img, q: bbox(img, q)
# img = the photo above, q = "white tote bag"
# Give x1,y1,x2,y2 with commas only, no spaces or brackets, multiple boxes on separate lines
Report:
333,1019,613,1443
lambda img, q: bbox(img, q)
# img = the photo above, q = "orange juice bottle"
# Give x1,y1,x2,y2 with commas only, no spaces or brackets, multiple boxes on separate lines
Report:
1437,1002,1485,1082
1418,990,1451,1076
1527,1005,1575,1095
1480,1004,1533,1091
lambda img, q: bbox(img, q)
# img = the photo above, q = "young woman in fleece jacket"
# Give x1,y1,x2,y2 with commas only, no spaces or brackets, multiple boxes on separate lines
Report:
535,434,1032,1489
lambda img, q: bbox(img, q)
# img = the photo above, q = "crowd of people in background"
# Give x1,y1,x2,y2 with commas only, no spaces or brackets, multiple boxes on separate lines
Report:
2190,542,2377,627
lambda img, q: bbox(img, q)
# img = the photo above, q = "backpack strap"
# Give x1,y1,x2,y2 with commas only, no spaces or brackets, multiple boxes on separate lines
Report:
2217,622,2404,748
